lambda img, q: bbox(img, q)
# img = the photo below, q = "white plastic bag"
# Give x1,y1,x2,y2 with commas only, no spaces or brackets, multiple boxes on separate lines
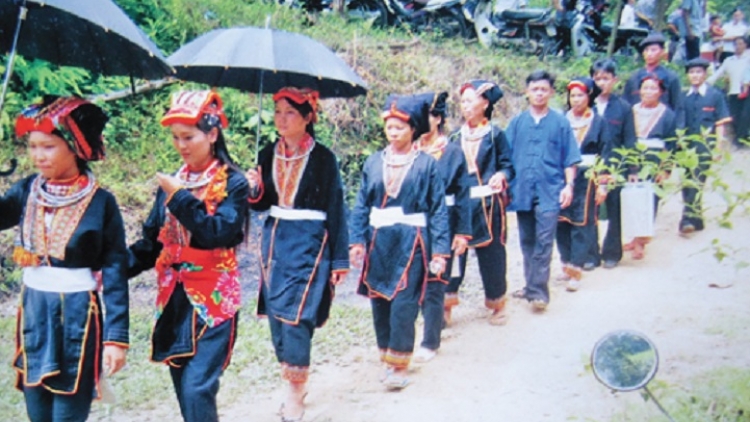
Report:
621,182,655,239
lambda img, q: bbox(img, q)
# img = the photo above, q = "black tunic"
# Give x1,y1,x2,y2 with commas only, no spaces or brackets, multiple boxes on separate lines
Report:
350,151,450,299
448,125,515,247
559,114,607,225
598,94,637,175
0,175,129,393
250,142,349,327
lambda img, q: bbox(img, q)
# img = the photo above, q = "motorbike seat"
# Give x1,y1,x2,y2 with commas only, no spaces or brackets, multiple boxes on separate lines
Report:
600,22,650,36
500,8,549,21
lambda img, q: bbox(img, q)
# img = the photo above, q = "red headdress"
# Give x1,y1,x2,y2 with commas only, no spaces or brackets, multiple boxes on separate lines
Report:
566,80,589,92
272,87,320,123
161,90,228,129
15,96,108,161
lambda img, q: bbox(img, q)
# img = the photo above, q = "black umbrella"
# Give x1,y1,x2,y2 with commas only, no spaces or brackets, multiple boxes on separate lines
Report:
0,0,173,111
168,26,368,99
167,25,367,162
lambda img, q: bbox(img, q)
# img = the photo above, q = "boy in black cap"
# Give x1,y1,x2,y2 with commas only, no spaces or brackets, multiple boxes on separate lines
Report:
623,32,683,115
679,57,732,234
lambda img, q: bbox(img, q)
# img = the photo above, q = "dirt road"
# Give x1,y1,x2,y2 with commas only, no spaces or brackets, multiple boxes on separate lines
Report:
105,151,750,422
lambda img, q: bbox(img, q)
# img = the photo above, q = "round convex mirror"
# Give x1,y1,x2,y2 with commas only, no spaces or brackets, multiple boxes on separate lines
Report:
591,330,658,391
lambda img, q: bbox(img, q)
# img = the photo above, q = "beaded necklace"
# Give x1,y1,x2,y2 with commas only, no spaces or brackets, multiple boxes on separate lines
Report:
14,172,98,266
419,134,448,161
633,102,667,139
273,135,314,208
566,108,594,144
382,144,419,199
460,121,491,174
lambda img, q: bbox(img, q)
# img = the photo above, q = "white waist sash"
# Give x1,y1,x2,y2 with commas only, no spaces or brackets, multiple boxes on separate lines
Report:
270,205,326,221
370,207,427,228
638,138,666,150
23,267,96,293
579,154,597,167
445,194,456,207
470,185,500,199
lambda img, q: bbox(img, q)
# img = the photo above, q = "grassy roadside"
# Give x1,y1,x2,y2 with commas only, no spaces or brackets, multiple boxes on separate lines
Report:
608,367,750,422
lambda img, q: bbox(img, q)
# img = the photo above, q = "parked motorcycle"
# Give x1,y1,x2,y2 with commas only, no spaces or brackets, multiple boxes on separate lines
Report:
568,0,649,57
381,0,474,39
321,0,390,27
293,0,471,38
466,0,558,58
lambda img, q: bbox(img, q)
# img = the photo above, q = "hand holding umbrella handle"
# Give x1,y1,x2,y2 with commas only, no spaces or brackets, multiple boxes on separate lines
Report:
245,166,261,190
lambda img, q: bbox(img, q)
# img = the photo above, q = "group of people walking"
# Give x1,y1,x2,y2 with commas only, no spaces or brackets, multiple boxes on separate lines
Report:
0,29,742,422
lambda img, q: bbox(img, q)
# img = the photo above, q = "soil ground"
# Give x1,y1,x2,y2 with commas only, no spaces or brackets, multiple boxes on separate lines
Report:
104,150,750,422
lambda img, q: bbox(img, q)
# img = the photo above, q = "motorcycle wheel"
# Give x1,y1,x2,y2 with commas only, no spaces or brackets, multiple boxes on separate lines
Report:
347,0,389,27
431,6,473,39
523,29,552,60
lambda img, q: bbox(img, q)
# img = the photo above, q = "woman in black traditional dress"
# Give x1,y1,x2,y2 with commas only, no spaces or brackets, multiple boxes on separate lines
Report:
556,78,608,291
349,94,450,389
245,87,349,421
445,80,514,326
627,74,677,260
128,90,249,422
1,96,129,422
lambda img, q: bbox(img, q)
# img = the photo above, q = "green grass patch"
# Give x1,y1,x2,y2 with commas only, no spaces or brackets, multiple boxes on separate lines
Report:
610,368,750,422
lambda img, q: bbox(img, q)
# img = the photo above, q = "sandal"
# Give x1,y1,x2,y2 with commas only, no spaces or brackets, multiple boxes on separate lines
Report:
563,265,582,281
631,241,645,260
413,347,437,363
383,372,410,391
379,366,393,382
489,309,508,326
511,288,528,299
281,411,305,422
278,392,308,419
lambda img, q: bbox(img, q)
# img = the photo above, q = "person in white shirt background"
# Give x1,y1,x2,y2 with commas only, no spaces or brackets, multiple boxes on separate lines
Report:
708,35,750,144
720,8,749,63
620,0,637,28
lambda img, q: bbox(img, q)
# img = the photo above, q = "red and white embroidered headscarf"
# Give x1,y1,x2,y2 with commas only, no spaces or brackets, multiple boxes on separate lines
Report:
273,87,320,123
15,96,108,161
161,90,229,129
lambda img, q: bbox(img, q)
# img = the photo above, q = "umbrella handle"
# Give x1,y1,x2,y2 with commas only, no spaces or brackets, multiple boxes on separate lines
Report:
255,71,264,166
0,159,18,177
254,14,272,166
0,2,27,113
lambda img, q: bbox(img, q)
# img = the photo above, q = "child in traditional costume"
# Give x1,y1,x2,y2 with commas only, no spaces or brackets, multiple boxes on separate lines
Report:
245,87,349,422
128,90,249,422
349,94,450,390
2,96,129,422
556,78,608,291
445,80,514,325
629,74,677,259
413,91,471,363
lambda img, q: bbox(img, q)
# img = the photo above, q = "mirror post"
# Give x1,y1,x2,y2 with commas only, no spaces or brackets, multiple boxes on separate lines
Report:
643,386,677,422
